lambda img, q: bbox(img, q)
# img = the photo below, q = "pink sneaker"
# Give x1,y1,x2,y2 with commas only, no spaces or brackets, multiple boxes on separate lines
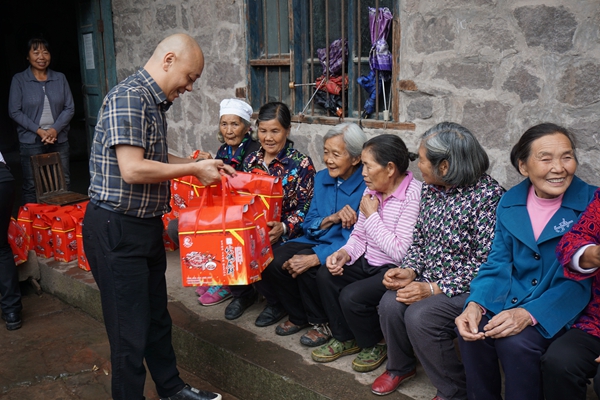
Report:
199,285,232,306
195,286,209,297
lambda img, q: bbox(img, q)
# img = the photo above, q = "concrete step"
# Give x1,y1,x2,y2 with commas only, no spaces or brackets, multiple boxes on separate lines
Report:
25,250,437,400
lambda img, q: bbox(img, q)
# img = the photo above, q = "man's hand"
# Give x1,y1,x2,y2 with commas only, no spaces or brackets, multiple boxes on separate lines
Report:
456,302,485,341
383,268,416,290
482,308,532,339
282,254,320,278
395,281,433,305
326,249,350,276
359,194,379,218
191,159,235,185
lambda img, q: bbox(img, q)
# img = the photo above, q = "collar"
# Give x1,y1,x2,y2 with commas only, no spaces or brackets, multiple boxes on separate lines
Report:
24,67,57,82
136,68,171,110
367,171,414,201
321,165,364,195
258,140,293,166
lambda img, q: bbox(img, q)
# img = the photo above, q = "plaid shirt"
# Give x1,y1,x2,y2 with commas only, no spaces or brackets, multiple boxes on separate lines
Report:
88,69,172,218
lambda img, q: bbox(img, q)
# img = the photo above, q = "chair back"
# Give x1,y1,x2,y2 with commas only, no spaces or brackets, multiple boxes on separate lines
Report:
30,152,88,205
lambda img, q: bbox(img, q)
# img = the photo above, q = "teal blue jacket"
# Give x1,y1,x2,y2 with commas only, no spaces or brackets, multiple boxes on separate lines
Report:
467,175,597,338
291,166,365,264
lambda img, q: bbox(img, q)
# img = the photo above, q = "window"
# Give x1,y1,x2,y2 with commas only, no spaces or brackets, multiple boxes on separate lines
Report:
247,0,414,129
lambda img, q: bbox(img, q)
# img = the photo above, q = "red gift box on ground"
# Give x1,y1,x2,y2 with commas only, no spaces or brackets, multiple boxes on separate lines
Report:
178,177,273,286
18,204,58,239
32,212,54,259
51,213,78,262
8,218,30,265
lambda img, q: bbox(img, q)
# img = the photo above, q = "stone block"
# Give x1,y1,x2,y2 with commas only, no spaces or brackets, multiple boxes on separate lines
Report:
399,80,418,91
558,62,600,107
514,5,577,53
461,100,510,146
502,66,541,102
156,5,177,31
435,62,494,90
407,97,434,120
413,15,456,54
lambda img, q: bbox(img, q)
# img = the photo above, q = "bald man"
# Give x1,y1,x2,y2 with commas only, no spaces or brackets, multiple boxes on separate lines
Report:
83,34,230,400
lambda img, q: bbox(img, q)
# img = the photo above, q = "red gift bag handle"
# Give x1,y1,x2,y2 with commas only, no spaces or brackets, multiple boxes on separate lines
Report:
193,175,238,235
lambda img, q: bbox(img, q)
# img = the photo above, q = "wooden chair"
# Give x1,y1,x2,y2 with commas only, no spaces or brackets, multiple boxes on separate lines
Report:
30,152,89,205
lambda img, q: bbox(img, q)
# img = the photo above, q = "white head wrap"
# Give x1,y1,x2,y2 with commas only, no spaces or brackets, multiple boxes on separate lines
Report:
219,99,253,123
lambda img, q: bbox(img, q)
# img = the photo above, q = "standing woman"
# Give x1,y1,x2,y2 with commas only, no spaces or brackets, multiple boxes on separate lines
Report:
9,37,75,204
224,102,316,327
0,151,22,330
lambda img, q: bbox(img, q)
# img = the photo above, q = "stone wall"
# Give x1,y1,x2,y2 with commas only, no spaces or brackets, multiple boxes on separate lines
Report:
109,0,600,189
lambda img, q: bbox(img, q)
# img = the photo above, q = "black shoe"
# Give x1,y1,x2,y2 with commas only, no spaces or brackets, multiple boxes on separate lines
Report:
1,312,22,331
161,384,222,400
224,292,258,320
255,304,287,327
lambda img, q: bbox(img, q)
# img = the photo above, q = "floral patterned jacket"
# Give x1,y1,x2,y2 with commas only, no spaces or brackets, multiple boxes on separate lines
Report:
243,140,316,241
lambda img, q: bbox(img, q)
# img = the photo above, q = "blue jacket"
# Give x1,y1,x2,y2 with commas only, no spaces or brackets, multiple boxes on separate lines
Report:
291,166,366,264
467,175,597,338
8,67,75,144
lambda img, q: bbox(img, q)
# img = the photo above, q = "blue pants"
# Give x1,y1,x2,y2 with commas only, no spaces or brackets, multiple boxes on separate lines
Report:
0,163,22,315
83,204,184,400
457,316,557,400
19,140,70,204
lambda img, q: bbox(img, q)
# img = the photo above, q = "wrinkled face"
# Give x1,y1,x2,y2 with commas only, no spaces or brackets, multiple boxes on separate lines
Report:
257,118,289,158
220,115,249,149
28,44,51,73
323,135,360,180
163,52,203,102
518,133,576,199
417,145,445,186
361,147,392,193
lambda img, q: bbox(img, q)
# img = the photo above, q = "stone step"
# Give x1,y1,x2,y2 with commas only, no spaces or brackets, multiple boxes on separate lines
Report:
27,250,436,400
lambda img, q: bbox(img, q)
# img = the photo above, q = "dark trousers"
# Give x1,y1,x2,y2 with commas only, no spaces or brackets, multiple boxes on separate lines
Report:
317,256,390,348
542,327,600,400
457,316,557,400
83,205,184,400
261,241,326,326
0,167,22,315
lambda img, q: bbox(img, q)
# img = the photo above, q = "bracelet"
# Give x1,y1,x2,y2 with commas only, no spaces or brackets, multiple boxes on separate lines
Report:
428,282,434,297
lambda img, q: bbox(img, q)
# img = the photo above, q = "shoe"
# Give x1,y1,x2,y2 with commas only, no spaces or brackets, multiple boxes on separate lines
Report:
1,312,22,331
199,285,232,306
224,292,258,320
300,323,332,347
432,397,444,400
255,304,287,327
160,384,222,400
371,369,416,395
195,286,209,297
275,320,309,336
352,343,388,372
311,338,360,363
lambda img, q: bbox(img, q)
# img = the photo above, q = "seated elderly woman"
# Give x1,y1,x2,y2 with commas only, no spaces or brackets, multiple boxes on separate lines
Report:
542,186,600,399
311,134,422,373
373,122,504,399
261,122,367,346
225,102,316,327
455,123,596,400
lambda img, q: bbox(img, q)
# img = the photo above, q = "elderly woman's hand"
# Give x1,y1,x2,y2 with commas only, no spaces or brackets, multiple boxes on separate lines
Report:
282,254,320,278
482,308,532,339
359,194,379,218
395,281,437,305
456,302,485,341
335,205,358,229
383,268,416,290
267,221,284,244
326,249,350,276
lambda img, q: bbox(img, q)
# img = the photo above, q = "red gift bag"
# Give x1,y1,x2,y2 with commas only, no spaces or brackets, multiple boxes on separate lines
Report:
8,218,30,265
51,213,78,262
32,212,54,259
178,176,273,286
18,204,58,238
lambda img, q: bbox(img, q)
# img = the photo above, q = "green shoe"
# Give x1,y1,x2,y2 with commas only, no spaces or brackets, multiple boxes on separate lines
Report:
311,338,360,363
352,343,387,372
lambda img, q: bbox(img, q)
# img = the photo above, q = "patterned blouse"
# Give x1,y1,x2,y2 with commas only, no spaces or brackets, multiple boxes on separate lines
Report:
557,189,600,339
243,140,316,241
401,173,505,297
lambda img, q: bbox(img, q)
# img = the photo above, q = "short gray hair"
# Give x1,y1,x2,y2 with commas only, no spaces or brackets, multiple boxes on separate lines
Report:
323,123,368,158
421,122,490,187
